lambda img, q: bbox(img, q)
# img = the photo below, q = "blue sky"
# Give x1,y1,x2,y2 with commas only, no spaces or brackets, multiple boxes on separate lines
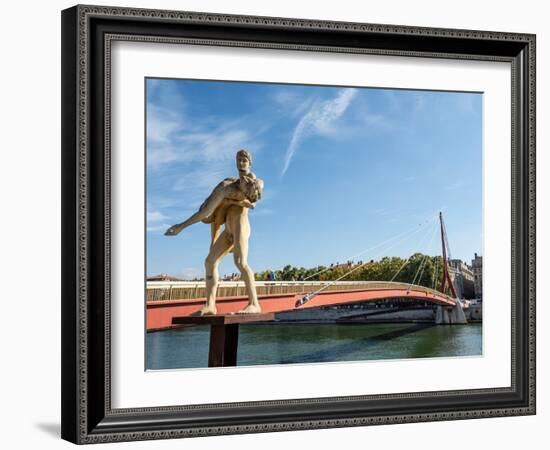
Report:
146,78,482,279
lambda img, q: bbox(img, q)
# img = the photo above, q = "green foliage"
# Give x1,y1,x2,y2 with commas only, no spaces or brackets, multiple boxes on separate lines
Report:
255,254,446,291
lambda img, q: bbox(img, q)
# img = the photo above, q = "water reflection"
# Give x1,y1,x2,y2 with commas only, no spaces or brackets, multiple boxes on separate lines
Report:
146,323,482,370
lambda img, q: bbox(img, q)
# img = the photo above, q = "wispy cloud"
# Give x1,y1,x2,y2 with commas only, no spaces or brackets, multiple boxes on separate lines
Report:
147,209,169,223
147,106,258,171
281,88,357,177
147,82,265,221
171,168,227,210
272,88,316,118
146,208,171,233
147,77,264,172
176,126,254,164
147,223,172,233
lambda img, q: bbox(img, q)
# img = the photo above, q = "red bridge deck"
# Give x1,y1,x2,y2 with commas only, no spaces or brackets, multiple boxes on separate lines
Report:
147,285,455,331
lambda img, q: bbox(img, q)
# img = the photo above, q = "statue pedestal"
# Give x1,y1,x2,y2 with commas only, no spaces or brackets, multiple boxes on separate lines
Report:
172,313,275,367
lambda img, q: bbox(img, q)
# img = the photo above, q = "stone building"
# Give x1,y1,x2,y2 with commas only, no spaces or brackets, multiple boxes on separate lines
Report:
448,259,475,299
471,253,483,299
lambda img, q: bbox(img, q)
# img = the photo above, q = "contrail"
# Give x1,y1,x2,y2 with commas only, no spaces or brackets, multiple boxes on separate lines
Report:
281,88,357,177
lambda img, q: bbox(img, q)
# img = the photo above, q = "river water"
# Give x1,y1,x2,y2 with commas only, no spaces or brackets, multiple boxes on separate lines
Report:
146,322,482,370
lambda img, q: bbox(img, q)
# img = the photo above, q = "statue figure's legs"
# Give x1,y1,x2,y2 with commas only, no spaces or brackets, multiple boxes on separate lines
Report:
231,212,261,314
165,186,228,236
202,230,233,315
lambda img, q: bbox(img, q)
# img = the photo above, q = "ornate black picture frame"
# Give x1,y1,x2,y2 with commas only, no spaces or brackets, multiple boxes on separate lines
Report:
61,4,536,444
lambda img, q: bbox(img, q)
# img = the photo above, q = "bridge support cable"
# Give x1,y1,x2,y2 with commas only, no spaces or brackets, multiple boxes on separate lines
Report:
389,220,439,283
406,223,439,293
296,217,438,306
441,213,453,260
302,216,437,282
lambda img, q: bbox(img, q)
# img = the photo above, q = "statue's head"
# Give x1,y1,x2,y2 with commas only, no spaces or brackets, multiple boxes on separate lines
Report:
240,175,264,203
236,149,252,172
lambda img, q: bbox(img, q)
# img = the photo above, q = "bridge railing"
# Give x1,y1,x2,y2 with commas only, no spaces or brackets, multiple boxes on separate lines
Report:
146,280,449,302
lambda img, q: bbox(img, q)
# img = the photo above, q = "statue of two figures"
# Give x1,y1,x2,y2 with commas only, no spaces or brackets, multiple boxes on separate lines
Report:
165,150,264,315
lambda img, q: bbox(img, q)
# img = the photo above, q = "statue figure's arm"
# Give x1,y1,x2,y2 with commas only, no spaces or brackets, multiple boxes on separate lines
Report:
224,198,255,209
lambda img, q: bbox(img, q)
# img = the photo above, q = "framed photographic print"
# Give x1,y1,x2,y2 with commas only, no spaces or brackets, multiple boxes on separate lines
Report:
61,4,536,444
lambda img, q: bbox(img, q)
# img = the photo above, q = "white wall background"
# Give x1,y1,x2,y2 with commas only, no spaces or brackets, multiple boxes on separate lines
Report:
0,0,546,448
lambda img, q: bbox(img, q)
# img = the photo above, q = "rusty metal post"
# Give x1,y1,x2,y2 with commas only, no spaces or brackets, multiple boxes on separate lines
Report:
208,323,240,367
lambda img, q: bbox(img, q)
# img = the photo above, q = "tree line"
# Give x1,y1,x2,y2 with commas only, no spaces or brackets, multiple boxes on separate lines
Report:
255,254,450,294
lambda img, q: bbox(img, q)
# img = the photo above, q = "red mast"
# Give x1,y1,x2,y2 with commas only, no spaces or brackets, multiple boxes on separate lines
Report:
439,211,457,298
